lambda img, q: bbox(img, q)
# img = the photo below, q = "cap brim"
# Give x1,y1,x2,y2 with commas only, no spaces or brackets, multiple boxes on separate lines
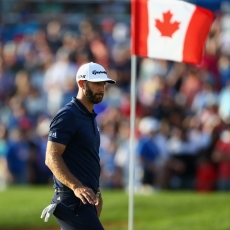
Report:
88,78,116,84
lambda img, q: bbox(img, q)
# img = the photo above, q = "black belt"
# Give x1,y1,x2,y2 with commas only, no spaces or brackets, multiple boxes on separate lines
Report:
54,187,73,193
55,187,100,196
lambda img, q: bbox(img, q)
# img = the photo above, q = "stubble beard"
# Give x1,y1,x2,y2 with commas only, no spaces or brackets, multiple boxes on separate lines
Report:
85,82,104,104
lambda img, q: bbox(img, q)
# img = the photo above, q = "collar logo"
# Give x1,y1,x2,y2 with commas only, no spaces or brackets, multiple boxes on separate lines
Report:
92,70,107,75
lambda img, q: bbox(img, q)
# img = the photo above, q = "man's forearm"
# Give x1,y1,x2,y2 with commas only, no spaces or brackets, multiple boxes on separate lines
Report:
46,153,82,191
45,141,98,205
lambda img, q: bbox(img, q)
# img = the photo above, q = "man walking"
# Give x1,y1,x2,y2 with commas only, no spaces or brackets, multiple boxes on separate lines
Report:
41,62,115,230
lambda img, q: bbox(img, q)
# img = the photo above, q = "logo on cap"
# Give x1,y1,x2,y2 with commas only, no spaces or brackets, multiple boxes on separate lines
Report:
92,70,107,75
78,75,86,79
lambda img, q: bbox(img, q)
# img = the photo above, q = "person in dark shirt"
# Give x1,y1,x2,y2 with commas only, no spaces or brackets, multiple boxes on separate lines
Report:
41,62,115,230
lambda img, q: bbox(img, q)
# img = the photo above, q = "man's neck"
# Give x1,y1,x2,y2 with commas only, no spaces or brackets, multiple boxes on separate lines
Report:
76,96,94,113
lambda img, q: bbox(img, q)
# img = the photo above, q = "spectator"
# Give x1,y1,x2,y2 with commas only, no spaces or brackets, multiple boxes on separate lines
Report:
212,128,230,191
114,137,143,192
218,79,230,123
166,125,198,190
46,20,63,54
43,47,77,116
0,124,12,190
6,128,30,184
137,117,160,190
35,117,53,184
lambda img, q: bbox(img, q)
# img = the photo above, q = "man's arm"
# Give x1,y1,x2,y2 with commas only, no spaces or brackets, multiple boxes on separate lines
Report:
45,141,97,205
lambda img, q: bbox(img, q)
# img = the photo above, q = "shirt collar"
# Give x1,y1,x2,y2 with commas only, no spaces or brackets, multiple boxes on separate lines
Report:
71,97,97,118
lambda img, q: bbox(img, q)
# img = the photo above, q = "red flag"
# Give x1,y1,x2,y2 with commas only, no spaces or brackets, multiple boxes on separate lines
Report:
131,0,215,64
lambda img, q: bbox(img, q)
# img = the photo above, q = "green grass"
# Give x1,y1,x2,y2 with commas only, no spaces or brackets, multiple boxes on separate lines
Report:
0,186,229,230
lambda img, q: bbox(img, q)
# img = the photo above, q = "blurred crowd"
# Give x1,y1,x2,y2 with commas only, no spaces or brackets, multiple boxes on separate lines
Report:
1,1,230,193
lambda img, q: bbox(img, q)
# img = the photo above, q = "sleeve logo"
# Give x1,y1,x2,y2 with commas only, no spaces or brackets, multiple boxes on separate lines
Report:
49,131,57,138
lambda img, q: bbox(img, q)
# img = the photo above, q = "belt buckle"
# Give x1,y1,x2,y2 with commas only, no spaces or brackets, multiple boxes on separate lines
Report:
55,188,63,193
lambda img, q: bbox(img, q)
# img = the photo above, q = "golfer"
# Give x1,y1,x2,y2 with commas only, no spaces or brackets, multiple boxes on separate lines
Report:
41,62,115,230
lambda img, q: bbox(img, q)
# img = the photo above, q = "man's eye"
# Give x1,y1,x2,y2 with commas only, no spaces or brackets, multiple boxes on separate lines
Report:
96,82,106,86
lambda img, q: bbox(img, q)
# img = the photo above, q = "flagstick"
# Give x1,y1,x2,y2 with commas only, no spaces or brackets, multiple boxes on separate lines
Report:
128,55,137,230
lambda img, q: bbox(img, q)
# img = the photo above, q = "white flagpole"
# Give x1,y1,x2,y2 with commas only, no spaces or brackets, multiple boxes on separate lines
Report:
128,55,137,230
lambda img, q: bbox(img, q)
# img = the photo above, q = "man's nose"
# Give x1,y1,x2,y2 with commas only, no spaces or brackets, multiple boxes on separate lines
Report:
98,85,105,92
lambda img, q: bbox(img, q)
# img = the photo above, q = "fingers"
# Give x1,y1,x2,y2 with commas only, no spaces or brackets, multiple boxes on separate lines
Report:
75,188,97,205
82,191,96,205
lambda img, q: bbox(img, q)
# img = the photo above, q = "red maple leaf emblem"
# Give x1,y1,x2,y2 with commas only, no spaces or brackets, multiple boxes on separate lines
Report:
155,11,180,37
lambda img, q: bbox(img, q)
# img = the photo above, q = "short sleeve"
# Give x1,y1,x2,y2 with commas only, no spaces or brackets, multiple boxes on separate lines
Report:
48,109,76,145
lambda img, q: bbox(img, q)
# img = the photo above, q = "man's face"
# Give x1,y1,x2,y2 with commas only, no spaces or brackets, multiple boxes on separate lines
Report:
85,81,105,104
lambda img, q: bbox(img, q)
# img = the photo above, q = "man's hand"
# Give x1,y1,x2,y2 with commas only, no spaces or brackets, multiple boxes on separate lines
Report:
73,186,97,205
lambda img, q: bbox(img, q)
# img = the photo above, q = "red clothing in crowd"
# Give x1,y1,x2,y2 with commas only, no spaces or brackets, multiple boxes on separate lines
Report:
214,140,230,180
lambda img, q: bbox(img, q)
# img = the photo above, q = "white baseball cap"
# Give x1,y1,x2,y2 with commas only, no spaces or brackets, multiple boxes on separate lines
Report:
76,62,116,84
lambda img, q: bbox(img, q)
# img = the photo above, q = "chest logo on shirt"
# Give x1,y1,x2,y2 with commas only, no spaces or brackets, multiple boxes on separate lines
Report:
49,131,57,138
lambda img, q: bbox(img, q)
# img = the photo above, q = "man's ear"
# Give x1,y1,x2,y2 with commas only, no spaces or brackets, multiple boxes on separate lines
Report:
78,80,85,89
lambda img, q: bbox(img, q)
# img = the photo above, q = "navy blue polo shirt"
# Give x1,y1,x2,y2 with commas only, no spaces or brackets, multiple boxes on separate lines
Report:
48,97,101,192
